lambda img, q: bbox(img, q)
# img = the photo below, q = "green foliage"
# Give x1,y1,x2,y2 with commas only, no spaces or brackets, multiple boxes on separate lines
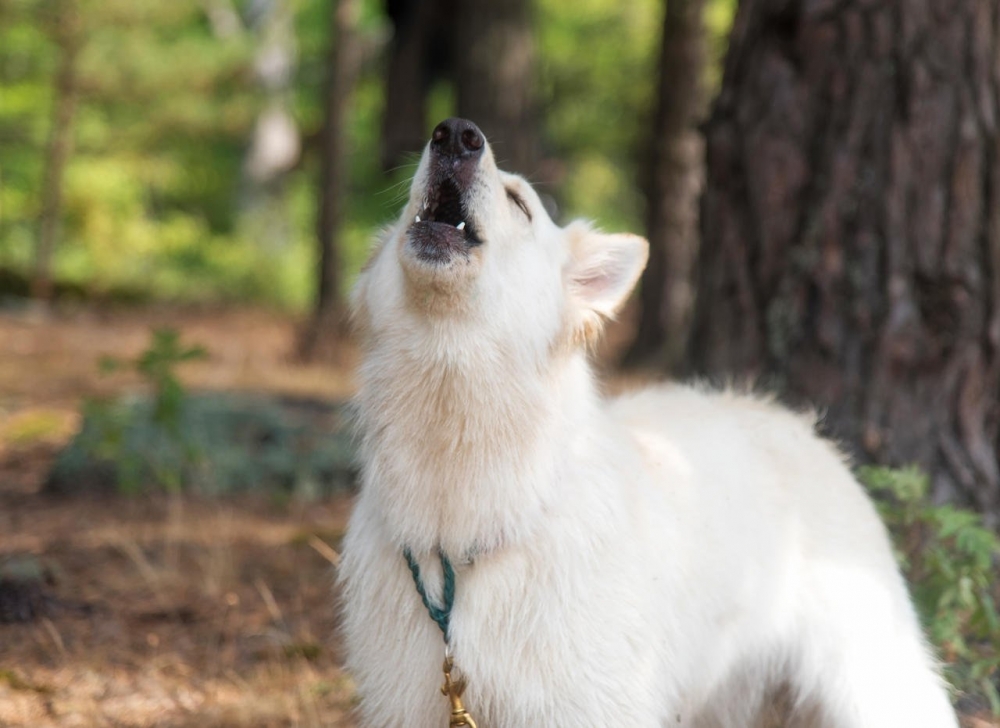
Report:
537,0,735,230
108,327,208,431
536,0,658,230
53,328,356,497
0,0,303,306
1,0,736,308
860,466,1000,714
84,327,207,492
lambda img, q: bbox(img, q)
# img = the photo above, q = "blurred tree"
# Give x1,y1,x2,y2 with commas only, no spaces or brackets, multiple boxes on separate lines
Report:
0,0,728,309
535,0,665,229
379,0,540,178
299,0,362,360
241,0,302,250
379,0,448,171
32,0,81,300
0,0,272,302
455,0,540,177
687,0,1000,517
622,0,707,370
1,1,57,283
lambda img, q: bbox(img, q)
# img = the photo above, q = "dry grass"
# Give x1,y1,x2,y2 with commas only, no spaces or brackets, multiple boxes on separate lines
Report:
0,304,361,726
0,490,358,728
0,305,356,411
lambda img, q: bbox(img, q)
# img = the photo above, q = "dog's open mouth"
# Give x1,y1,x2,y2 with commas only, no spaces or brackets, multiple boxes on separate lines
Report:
408,177,481,263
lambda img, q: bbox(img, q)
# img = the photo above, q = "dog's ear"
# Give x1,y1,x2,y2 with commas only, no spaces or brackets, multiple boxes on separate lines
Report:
565,222,649,346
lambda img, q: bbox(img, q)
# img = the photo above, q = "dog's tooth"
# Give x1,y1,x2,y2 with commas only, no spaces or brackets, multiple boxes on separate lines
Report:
415,215,421,223
456,221,466,231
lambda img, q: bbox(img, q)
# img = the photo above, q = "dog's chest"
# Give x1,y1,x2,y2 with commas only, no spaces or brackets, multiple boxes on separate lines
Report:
395,545,669,727
341,475,684,726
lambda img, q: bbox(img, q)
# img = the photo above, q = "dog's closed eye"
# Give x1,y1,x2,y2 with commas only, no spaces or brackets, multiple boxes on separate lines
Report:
506,187,532,221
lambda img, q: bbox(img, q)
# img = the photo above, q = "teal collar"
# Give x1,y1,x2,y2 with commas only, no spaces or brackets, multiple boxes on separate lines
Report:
403,548,456,639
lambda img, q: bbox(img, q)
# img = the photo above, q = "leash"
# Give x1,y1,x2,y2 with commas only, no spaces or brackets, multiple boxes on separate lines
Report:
403,548,455,636
403,548,478,728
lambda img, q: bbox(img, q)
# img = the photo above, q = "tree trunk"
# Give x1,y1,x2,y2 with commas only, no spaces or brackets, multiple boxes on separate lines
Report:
33,0,81,301
299,0,362,361
623,0,707,371
687,0,1000,517
380,0,444,171
454,0,540,177
240,0,301,255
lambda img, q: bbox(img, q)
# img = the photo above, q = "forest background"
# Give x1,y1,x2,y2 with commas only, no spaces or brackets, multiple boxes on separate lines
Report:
2,0,1000,725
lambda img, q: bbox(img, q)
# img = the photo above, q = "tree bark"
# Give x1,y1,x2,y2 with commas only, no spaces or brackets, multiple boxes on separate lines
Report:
33,0,81,301
299,0,362,361
454,0,540,178
687,0,1000,517
623,0,707,371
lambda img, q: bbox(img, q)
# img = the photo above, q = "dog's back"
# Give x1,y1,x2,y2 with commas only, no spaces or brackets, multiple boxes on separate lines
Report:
609,384,956,726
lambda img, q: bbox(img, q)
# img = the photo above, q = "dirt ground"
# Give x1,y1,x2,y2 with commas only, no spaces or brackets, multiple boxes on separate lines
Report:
0,304,359,727
0,491,356,728
1,304,997,728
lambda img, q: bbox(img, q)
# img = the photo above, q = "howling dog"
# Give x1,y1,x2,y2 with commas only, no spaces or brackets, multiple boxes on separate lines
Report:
340,118,958,727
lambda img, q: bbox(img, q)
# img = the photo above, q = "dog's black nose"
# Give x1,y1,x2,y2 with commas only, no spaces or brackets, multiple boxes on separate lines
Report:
431,118,484,158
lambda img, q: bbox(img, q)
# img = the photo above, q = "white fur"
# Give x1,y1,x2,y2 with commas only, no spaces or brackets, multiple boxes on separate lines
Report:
339,135,959,727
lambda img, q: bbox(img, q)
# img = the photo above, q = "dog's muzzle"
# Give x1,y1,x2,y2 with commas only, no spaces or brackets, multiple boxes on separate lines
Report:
407,118,485,263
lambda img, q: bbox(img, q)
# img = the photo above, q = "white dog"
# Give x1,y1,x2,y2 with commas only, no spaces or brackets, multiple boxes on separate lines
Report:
339,118,959,727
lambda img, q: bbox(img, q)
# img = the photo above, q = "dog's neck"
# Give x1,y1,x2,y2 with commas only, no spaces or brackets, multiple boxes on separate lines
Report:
355,334,603,558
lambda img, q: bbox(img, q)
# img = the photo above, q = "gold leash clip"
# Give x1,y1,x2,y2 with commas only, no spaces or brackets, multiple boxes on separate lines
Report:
441,655,477,728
